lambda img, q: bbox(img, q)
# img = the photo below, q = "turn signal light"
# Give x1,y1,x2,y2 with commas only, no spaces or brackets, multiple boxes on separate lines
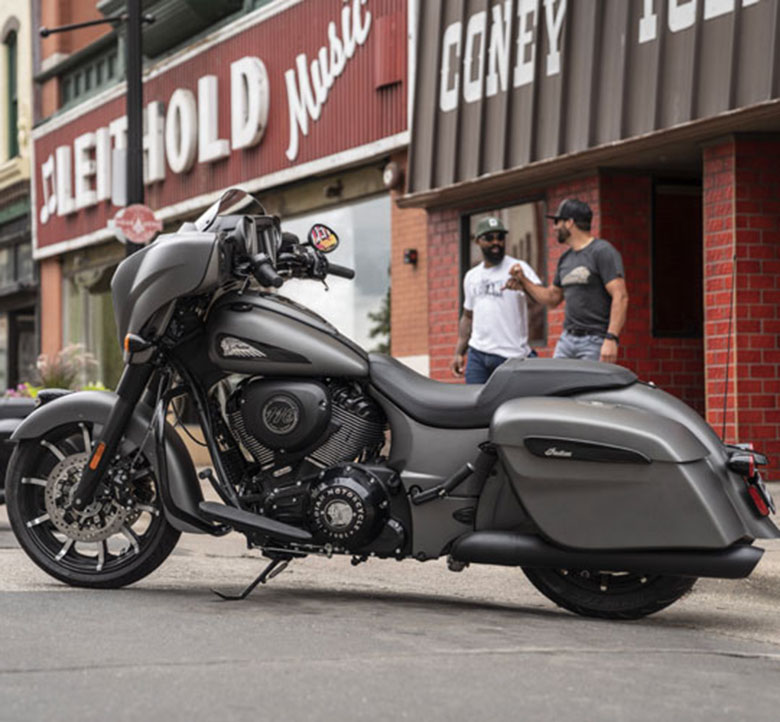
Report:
728,453,756,477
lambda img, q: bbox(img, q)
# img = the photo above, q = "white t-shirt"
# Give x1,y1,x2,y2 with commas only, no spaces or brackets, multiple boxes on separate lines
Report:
463,255,541,359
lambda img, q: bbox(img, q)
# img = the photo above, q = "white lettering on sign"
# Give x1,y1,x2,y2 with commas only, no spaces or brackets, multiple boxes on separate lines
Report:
439,0,567,112
285,0,372,161
486,2,512,97
38,56,270,225
73,132,97,210
145,102,166,184
197,76,230,164
165,89,198,174
639,0,763,43
230,56,269,150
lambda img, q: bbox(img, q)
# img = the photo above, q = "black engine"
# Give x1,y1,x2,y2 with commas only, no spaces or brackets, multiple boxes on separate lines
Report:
224,379,406,555
226,378,386,468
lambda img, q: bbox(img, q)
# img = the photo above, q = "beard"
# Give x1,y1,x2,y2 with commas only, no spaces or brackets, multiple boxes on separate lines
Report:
556,226,571,244
481,245,505,264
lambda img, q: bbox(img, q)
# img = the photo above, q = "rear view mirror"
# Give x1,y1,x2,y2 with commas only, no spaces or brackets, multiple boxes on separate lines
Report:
308,224,339,253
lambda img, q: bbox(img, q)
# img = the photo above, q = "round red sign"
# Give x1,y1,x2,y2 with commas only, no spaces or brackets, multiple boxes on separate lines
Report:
112,205,163,245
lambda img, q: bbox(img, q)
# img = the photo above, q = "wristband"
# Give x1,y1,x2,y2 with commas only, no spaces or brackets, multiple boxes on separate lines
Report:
604,332,619,343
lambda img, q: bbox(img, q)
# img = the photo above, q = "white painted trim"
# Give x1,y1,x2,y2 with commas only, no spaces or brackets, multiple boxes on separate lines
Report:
33,130,410,260
32,0,307,140
40,52,69,75
408,0,419,132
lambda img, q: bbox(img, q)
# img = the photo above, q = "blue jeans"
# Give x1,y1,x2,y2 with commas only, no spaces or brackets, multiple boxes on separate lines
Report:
553,331,603,360
465,347,537,384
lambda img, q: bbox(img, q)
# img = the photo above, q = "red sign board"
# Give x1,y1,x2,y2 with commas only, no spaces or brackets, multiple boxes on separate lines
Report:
32,0,408,257
112,205,163,245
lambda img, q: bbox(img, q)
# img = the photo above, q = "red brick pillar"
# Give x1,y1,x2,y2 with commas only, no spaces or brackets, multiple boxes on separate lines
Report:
427,208,461,380
703,136,780,479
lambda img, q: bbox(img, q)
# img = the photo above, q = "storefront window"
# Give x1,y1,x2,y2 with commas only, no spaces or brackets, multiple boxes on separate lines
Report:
279,195,391,352
652,184,703,337
463,201,548,347
0,248,12,287
16,242,32,282
63,270,123,389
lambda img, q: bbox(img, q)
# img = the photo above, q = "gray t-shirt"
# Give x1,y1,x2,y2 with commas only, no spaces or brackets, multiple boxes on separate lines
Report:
553,238,624,334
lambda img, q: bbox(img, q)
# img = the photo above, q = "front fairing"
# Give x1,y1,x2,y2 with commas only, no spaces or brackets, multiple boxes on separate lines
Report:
111,231,222,343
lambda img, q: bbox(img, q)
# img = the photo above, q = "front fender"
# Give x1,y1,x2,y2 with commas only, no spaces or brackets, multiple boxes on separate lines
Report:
11,391,206,533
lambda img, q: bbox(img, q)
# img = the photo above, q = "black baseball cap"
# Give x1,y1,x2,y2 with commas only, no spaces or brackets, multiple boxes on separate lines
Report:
546,199,593,225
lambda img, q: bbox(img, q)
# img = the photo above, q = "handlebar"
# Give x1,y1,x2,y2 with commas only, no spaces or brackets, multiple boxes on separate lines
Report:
250,254,283,288
326,262,355,280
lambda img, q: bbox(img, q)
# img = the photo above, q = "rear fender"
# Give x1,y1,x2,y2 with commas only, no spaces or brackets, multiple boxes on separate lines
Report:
11,391,205,533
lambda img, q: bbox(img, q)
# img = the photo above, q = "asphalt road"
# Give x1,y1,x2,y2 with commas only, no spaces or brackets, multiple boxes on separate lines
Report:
1,501,780,722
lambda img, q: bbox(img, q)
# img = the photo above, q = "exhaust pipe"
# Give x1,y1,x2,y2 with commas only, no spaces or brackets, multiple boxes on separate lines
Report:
450,531,763,579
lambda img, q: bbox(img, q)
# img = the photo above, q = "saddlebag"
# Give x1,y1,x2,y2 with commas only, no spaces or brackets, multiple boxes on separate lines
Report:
490,397,752,551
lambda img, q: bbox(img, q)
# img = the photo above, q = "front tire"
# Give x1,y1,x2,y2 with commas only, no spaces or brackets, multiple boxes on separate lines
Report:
523,567,696,619
6,423,180,589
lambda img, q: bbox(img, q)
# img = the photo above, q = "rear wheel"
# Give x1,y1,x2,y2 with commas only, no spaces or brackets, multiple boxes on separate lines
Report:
6,422,180,589
523,567,696,619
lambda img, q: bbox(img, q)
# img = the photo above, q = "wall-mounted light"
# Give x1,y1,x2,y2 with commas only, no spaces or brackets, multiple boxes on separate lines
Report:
403,248,418,266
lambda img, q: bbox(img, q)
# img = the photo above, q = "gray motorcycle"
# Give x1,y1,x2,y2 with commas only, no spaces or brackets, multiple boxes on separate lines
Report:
6,189,778,619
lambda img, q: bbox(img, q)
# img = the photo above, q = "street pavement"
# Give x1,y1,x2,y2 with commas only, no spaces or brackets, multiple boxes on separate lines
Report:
1,495,780,722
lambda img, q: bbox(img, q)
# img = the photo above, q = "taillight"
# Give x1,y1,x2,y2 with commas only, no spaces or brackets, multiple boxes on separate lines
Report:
747,485,770,517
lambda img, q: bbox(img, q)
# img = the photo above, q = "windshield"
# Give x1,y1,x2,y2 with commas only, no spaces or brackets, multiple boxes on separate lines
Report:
194,188,266,232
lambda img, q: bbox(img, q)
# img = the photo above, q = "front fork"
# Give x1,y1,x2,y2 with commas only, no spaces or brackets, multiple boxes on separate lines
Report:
71,363,154,512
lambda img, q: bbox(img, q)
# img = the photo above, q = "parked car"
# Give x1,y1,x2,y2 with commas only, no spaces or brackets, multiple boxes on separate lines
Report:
0,397,37,504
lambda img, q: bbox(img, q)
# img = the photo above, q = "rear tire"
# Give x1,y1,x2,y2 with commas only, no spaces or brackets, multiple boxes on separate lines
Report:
523,567,696,619
6,424,180,589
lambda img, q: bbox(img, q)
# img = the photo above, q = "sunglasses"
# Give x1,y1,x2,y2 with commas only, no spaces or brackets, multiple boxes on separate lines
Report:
480,232,506,242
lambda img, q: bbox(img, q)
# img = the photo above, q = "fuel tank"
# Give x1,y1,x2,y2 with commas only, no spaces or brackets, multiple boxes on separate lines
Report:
206,291,368,377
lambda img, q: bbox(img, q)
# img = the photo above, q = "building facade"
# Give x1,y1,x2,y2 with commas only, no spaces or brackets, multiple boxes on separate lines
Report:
401,0,780,477
0,0,37,392
32,0,424,390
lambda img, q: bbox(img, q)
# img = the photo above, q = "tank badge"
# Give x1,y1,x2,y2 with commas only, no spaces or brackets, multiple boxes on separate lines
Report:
544,447,573,458
220,336,267,359
262,396,300,435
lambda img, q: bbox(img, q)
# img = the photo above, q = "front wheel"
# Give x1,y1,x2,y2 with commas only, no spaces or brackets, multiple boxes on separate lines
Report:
6,422,180,589
523,567,696,619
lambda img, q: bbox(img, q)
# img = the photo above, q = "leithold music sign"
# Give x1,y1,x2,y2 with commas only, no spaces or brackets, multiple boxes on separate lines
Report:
32,0,408,258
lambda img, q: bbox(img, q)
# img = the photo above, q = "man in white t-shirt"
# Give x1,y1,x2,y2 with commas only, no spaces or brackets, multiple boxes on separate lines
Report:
450,217,541,384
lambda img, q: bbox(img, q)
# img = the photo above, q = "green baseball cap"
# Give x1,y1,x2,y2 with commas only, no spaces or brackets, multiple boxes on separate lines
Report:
474,217,507,239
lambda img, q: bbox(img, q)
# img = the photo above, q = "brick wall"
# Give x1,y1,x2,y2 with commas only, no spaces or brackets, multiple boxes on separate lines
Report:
425,171,706,417
703,136,780,478
600,173,706,415
427,208,461,380
390,154,429,360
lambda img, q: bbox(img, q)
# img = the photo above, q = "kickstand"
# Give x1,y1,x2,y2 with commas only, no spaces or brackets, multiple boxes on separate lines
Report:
212,557,291,601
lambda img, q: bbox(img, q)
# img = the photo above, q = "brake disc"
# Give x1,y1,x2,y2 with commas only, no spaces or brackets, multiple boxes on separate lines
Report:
44,452,131,542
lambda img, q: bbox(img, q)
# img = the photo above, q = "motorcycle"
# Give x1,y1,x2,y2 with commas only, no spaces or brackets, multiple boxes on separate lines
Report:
6,189,778,618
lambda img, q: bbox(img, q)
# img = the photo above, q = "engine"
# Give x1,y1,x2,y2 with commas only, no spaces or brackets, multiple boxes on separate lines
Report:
224,379,405,555
226,378,386,469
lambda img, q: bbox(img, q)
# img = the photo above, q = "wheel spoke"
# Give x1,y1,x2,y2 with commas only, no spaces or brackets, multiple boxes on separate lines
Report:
96,540,107,572
54,538,74,561
40,440,66,462
21,477,48,488
79,423,92,453
26,513,50,528
134,503,159,517
120,526,140,555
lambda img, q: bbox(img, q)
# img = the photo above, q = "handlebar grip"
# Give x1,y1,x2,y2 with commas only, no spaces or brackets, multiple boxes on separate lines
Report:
252,259,283,288
327,262,355,280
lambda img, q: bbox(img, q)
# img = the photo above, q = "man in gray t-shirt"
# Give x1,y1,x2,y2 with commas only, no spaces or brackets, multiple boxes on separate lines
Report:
505,199,629,362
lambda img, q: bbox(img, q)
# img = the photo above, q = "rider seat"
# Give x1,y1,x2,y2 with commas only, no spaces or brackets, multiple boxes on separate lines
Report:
368,355,637,429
